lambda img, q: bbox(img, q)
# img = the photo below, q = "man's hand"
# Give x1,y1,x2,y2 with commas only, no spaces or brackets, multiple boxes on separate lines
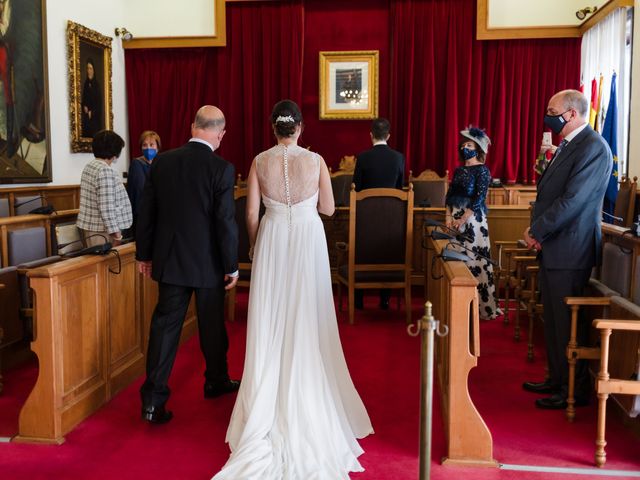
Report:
224,274,238,291
523,227,542,251
138,260,152,278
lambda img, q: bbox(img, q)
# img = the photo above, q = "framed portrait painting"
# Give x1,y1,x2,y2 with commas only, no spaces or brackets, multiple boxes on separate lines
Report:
0,0,52,183
319,50,379,120
67,21,113,153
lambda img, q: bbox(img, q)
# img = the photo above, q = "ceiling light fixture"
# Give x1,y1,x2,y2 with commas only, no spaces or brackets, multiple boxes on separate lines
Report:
576,6,598,21
114,27,133,41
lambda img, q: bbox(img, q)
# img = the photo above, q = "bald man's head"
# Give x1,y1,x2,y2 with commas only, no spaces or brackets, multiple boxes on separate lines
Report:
192,105,226,150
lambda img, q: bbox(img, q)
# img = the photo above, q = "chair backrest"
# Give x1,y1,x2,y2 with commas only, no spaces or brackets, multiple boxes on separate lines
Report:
14,195,43,216
54,222,82,255
409,169,449,181
411,180,448,207
349,186,414,267
331,174,353,208
614,176,637,228
599,242,632,297
0,198,9,217
7,226,47,266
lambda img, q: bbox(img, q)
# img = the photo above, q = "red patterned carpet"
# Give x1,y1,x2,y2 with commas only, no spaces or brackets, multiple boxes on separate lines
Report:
0,290,638,479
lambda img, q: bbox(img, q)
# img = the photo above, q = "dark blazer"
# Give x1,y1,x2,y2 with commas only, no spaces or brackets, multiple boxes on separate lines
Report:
353,144,405,191
135,141,239,288
530,125,612,270
127,157,152,219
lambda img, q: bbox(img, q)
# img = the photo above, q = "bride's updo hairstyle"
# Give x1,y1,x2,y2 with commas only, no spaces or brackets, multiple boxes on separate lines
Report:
271,99,303,138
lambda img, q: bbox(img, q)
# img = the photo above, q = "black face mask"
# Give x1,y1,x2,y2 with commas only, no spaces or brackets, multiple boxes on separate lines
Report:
543,110,570,135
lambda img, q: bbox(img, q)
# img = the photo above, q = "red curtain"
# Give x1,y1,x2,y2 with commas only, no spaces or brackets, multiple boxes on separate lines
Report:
390,0,581,183
125,0,304,177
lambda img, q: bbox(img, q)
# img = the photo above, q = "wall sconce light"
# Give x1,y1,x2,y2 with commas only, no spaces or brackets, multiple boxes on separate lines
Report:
114,27,133,41
576,6,598,20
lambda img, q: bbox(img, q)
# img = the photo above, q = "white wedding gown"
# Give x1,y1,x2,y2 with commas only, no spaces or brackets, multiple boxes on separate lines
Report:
212,144,373,480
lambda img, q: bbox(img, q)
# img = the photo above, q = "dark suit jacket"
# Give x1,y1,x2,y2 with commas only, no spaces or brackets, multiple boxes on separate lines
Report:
353,144,405,191
530,125,612,270
135,141,239,288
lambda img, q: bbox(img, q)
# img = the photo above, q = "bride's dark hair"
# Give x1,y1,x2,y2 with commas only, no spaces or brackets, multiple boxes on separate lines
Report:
271,99,303,138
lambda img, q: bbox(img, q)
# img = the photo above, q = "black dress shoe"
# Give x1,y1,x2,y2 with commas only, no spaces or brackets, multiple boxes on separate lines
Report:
522,380,559,394
535,394,567,409
204,379,240,398
141,405,173,424
379,299,390,310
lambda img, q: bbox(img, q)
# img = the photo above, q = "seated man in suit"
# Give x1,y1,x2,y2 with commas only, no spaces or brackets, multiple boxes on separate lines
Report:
353,117,405,309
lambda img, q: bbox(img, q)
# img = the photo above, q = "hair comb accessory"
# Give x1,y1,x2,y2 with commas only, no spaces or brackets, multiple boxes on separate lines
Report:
275,115,295,124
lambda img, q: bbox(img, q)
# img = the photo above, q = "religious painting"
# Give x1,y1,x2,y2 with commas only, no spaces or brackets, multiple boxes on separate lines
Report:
319,50,379,120
0,0,52,183
67,21,112,153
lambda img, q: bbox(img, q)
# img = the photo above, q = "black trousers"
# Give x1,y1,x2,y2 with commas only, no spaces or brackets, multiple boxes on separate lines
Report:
140,282,229,407
538,264,592,399
354,289,391,306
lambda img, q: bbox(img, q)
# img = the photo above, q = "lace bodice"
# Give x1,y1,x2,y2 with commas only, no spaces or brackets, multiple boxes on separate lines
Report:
255,144,320,205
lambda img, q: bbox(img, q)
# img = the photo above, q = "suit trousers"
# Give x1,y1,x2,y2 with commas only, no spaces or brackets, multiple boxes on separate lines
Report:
538,264,592,399
140,282,229,407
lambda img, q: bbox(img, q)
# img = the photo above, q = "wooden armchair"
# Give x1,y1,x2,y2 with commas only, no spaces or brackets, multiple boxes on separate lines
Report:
408,169,449,207
494,240,534,327
563,242,634,421
330,172,354,208
593,297,640,467
226,187,262,322
336,185,414,324
524,264,543,361
613,176,637,228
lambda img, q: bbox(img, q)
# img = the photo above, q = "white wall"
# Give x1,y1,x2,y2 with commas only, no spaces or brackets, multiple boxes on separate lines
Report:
488,0,609,27
125,0,215,38
44,0,129,185
628,5,640,180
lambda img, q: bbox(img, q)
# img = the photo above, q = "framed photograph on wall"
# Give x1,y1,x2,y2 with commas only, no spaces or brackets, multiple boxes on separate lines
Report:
319,50,379,120
0,0,52,183
67,21,113,153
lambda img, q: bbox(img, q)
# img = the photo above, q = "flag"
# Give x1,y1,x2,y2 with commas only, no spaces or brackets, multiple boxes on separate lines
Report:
601,72,618,223
589,77,598,128
594,74,604,132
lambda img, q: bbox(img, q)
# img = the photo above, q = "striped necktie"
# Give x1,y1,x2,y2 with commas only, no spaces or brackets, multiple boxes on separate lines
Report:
552,139,568,162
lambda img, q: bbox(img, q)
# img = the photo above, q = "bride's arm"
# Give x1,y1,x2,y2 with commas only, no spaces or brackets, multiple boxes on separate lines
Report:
317,157,335,216
246,160,260,257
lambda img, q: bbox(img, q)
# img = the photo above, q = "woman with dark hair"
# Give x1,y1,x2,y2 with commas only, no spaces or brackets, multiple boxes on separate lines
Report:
213,100,373,479
445,126,500,320
77,130,132,247
81,58,101,138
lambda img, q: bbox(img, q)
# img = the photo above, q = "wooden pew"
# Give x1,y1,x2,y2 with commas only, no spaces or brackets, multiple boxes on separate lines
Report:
13,243,197,444
0,209,78,267
424,230,497,467
0,185,80,215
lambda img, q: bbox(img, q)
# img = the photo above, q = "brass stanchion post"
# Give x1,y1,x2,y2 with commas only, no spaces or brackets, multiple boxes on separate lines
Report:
408,301,448,480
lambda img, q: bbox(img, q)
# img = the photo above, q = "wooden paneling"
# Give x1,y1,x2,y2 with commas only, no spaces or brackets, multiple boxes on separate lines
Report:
487,185,537,206
486,205,531,258
14,243,196,444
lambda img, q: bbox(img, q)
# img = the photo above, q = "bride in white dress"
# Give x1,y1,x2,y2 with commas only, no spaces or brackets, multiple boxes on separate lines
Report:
212,100,373,480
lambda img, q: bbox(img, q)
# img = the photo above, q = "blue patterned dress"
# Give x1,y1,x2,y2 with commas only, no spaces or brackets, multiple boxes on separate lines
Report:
445,164,500,320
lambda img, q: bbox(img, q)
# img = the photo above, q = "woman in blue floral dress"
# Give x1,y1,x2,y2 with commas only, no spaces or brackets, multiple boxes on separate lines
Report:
445,126,500,320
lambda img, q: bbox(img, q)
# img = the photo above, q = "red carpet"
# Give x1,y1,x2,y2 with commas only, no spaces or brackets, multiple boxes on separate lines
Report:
0,290,638,479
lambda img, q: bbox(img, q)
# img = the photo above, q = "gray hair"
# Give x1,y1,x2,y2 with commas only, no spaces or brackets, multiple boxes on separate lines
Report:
194,113,225,130
557,89,589,119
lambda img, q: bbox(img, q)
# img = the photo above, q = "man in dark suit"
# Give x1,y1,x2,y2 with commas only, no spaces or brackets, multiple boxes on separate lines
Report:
353,118,405,309
136,105,239,424
522,90,612,410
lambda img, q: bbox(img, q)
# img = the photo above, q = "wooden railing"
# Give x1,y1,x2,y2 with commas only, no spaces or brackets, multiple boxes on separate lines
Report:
424,231,497,467
0,185,80,215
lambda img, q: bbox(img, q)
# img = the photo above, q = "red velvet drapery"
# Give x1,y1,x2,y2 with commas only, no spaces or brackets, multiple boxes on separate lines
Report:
390,0,581,183
125,0,304,176
124,0,581,183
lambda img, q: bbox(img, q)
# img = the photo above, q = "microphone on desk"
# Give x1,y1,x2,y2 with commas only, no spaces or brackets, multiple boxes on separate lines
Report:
440,248,473,262
58,234,112,256
14,195,55,215
601,211,624,222
423,218,473,243
427,227,498,266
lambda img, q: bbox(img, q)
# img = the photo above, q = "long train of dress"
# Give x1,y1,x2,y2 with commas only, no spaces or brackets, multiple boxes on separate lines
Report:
213,192,373,480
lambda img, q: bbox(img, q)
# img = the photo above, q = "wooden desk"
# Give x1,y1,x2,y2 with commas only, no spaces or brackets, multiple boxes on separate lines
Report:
14,243,196,444
425,232,497,467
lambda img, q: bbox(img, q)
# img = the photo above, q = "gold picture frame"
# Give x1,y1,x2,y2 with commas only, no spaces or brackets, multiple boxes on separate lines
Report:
67,21,113,153
319,50,379,120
